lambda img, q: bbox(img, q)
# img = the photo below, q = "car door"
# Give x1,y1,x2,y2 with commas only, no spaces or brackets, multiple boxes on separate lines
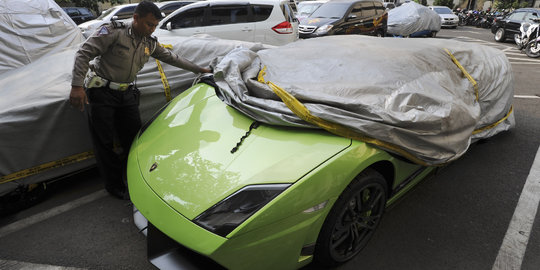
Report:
357,1,377,34
206,4,254,42
341,3,359,34
504,11,526,37
164,7,207,37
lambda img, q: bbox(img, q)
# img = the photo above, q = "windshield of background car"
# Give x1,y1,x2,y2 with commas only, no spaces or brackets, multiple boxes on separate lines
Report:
97,7,116,20
433,7,452,14
297,2,323,16
507,11,526,21
524,12,539,22
310,3,349,19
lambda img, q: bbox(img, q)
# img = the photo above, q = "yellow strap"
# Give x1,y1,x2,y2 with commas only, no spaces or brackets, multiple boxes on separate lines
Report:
0,151,94,184
156,43,174,101
472,105,513,135
257,67,431,166
444,48,479,102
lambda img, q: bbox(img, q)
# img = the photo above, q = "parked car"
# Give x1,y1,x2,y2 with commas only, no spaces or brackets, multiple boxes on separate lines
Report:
154,0,299,46
78,3,138,38
62,7,96,25
155,0,196,17
383,2,395,10
298,0,387,38
295,0,328,23
429,5,458,28
491,7,540,42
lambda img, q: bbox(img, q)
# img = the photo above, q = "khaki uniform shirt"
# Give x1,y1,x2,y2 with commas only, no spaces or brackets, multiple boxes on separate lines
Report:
71,21,204,87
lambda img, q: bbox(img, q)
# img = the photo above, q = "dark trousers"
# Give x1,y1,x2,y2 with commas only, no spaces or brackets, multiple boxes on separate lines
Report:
86,86,141,192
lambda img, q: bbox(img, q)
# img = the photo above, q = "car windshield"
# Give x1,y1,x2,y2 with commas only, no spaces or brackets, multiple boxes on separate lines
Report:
310,3,349,19
97,7,117,20
297,2,323,16
433,7,452,14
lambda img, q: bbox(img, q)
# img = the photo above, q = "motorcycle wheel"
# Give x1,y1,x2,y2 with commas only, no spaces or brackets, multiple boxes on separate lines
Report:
525,42,540,58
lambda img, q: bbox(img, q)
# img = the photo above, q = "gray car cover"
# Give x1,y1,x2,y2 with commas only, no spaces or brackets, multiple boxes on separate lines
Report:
387,2,441,36
0,35,269,196
0,0,85,76
213,35,514,166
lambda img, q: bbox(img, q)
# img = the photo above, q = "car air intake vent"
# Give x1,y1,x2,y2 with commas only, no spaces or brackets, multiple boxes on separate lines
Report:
299,25,317,34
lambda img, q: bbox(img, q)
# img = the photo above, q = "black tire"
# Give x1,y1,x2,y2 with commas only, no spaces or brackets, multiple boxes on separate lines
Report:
525,42,540,58
315,168,388,266
494,28,506,42
430,31,437,38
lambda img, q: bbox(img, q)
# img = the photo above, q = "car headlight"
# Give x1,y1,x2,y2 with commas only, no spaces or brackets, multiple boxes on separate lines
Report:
194,184,290,237
315,24,333,34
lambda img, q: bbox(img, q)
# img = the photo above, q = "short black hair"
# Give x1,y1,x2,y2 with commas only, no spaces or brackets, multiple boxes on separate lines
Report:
135,1,163,20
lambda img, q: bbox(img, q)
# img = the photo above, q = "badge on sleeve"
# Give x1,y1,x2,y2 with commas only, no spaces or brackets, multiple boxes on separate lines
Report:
144,47,150,56
97,26,109,36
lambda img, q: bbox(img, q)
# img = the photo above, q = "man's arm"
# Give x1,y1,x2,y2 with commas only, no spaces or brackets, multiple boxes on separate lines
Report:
70,25,117,111
151,42,211,74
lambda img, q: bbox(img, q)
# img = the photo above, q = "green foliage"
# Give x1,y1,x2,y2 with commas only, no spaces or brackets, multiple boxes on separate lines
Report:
55,0,125,14
433,0,454,8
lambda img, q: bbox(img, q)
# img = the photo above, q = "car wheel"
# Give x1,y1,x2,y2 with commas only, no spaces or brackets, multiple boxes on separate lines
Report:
430,31,437,38
315,168,387,266
494,28,506,42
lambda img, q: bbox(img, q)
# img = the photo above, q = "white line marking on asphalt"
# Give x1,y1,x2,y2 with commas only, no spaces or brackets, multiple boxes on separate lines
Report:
0,259,86,270
492,146,540,270
0,190,107,239
514,95,540,99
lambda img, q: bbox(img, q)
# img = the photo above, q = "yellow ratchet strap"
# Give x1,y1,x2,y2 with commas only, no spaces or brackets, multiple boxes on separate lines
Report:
257,67,430,166
0,151,94,184
472,105,513,135
444,48,479,102
156,43,173,101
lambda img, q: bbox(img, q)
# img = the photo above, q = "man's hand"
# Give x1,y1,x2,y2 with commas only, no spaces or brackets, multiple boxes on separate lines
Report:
70,86,88,111
200,67,212,74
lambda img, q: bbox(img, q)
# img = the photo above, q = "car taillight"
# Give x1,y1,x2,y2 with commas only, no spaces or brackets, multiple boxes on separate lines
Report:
272,21,293,34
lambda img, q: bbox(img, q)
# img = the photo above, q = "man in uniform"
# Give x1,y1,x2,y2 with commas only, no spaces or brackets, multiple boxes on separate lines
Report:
69,1,211,199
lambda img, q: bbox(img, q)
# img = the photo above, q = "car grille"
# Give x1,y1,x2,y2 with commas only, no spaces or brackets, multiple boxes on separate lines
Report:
299,25,317,34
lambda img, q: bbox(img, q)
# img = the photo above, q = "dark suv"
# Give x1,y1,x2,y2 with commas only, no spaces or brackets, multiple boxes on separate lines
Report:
491,8,540,42
62,7,96,25
298,0,387,38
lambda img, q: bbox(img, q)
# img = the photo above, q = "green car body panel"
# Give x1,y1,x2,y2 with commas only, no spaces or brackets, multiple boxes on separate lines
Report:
128,84,435,269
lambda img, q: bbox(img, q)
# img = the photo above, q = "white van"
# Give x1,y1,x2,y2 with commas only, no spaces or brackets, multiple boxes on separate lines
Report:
154,0,299,46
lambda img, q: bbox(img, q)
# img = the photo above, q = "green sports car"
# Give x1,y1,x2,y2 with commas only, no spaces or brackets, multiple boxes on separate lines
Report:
128,81,436,270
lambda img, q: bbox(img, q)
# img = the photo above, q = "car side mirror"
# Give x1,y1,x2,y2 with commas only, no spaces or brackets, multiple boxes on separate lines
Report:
112,15,118,21
166,21,172,30
161,12,166,18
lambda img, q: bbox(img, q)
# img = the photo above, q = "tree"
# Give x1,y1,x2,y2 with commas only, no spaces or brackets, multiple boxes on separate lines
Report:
55,0,125,14
434,0,455,8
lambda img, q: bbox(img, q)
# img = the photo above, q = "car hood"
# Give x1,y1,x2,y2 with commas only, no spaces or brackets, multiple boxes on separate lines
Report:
78,19,104,29
134,85,351,219
300,17,340,27
439,14,458,19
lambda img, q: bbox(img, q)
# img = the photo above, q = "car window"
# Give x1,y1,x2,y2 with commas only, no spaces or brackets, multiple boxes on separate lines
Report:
97,8,116,20
508,11,526,21
66,8,80,16
161,3,189,16
251,4,273,22
374,2,385,15
116,6,136,20
358,2,376,18
280,2,296,22
79,8,93,16
169,7,205,28
310,3,349,19
209,5,249,25
524,12,539,22
433,7,452,14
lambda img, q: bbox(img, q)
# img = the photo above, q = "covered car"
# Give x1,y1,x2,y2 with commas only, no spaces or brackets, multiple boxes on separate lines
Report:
128,35,514,269
0,0,84,76
387,1,441,37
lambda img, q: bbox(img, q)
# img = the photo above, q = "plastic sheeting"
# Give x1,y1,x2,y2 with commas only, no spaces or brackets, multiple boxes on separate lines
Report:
214,35,514,166
0,0,85,76
387,2,441,37
0,35,270,196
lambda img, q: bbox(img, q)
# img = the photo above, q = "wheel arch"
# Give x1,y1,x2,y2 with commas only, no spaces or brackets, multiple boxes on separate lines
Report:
365,160,395,196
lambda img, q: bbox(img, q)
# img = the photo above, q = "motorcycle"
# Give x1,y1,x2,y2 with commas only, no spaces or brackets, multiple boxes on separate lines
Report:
515,18,540,58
